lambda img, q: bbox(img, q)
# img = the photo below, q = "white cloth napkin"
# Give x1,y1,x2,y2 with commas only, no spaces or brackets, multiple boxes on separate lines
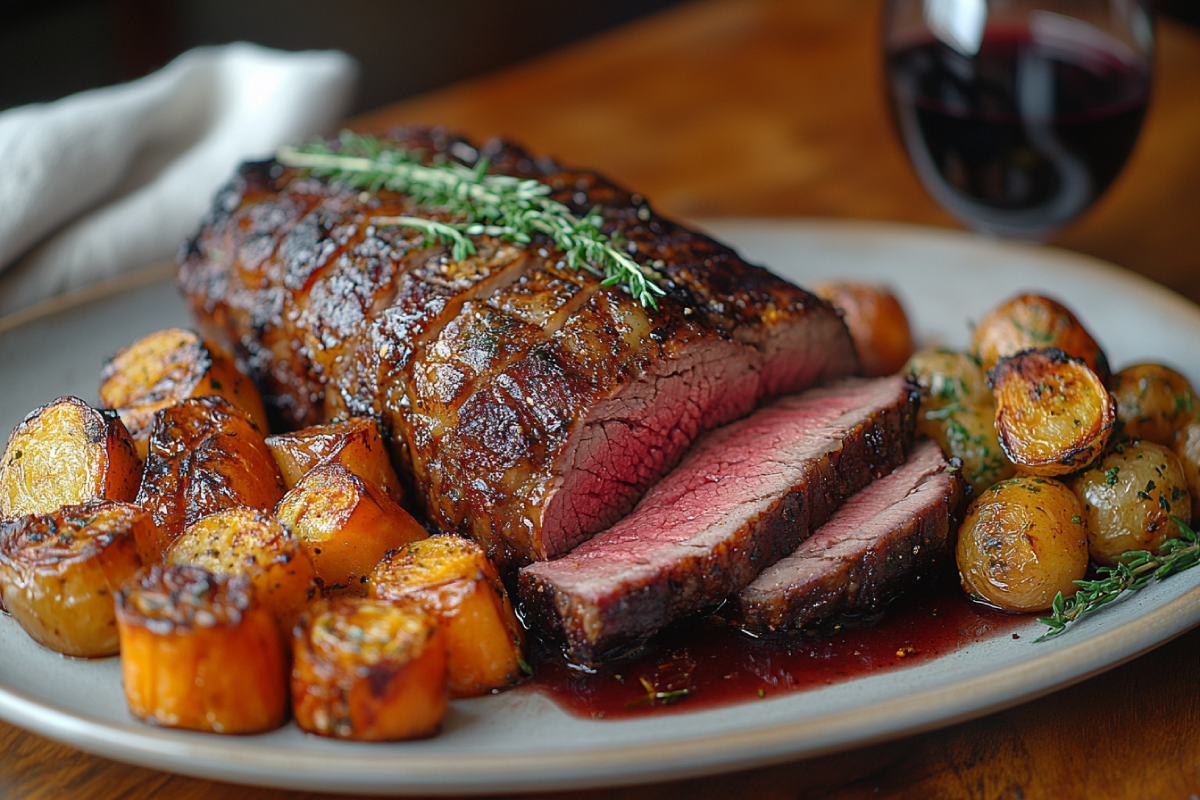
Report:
0,42,358,315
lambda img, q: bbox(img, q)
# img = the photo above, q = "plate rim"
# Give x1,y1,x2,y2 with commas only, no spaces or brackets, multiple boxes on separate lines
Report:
2,218,1198,795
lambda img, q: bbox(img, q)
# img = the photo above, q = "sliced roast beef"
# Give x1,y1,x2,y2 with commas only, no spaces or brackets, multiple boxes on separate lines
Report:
178,126,858,566
729,439,963,632
518,375,918,664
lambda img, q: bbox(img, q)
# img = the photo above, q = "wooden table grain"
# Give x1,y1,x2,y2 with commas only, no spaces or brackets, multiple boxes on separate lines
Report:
4,1,1199,797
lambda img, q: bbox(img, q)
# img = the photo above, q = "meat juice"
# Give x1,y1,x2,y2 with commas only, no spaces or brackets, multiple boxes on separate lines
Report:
525,572,1027,719
887,23,1150,238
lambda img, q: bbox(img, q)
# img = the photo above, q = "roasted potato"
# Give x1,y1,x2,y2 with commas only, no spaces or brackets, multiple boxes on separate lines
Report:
100,328,270,458
1071,440,1192,567
1110,363,1198,446
1174,422,1200,521
166,508,318,631
990,348,1114,477
135,396,285,558
972,294,1110,380
956,476,1090,612
266,417,405,505
116,565,287,733
0,501,148,657
904,348,991,413
919,403,1015,496
0,397,140,519
275,463,426,594
291,597,447,740
369,536,525,697
813,281,914,377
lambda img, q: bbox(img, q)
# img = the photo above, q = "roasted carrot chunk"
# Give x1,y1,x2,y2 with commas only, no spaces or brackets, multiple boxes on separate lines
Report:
0,397,140,518
370,536,525,697
291,597,447,740
100,328,270,458
266,416,405,506
116,565,287,733
166,507,318,631
0,501,147,657
275,463,426,594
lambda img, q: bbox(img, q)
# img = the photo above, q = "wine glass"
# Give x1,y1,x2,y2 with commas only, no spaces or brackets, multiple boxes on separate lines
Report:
884,0,1154,240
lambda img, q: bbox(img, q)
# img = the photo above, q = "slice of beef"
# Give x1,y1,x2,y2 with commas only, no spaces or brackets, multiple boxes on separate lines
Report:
729,439,964,632
178,126,858,567
518,375,918,664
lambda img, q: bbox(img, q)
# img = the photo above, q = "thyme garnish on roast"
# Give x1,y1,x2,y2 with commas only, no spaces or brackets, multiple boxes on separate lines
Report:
277,131,666,309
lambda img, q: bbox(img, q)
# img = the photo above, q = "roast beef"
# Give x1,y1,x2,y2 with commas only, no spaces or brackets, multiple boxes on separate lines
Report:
518,375,918,664
177,126,857,566
729,439,963,632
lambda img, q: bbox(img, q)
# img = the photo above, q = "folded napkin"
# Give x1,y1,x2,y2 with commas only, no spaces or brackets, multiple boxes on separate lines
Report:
0,42,358,316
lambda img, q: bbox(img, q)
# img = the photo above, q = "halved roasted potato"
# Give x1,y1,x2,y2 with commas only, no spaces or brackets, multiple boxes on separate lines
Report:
918,403,1014,496
266,417,405,505
369,536,525,697
990,348,1114,476
166,507,318,630
813,281,914,377
135,396,284,558
957,476,1090,612
1071,440,1192,567
0,501,148,657
0,396,141,518
100,328,270,458
116,564,287,733
291,597,447,740
972,294,1109,380
904,348,991,413
275,463,426,593
1110,363,1198,446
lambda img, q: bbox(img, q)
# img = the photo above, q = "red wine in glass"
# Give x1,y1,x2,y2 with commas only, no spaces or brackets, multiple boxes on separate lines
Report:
887,9,1152,239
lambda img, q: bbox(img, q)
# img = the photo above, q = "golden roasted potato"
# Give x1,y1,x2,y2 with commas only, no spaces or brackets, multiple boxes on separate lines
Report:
166,508,318,630
369,536,525,697
0,397,141,519
904,348,991,413
957,476,1090,612
1071,440,1192,567
918,403,1014,496
813,281,914,377
291,597,447,740
1110,363,1198,446
972,294,1110,380
0,501,148,657
990,349,1114,477
135,396,284,558
1174,422,1200,521
266,417,405,505
116,565,287,733
100,328,270,458
275,463,426,594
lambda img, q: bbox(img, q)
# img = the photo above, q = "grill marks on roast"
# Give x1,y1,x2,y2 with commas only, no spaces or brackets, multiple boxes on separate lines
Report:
519,376,919,664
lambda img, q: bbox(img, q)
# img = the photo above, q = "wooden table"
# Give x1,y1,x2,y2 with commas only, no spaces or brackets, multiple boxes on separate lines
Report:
3,1,1199,797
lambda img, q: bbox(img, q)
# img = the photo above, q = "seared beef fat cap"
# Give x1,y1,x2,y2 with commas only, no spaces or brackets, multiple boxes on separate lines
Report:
178,126,858,566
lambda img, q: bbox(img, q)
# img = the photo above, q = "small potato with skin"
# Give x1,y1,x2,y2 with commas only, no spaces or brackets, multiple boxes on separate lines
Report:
0,501,148,657
291,597,447,741
990,348,1114,476
812,282,914,377
1111,363,1198,446
266,417,405,506
135,396,284,559
369,536,526,697
918,403,1014,497
1174,422,1200,520
166,508,318,631
904,348,991,413
1071,441,1192,567
100,328,270,458
972,294,1110,380
957,477,1090,612
275,463,426,594
0,397,141,518
116,565,287,733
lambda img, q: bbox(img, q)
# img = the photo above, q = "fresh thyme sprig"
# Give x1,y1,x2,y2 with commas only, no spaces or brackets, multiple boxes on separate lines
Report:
276,130,666,309
624,676,689,709
1036,516,1200,641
